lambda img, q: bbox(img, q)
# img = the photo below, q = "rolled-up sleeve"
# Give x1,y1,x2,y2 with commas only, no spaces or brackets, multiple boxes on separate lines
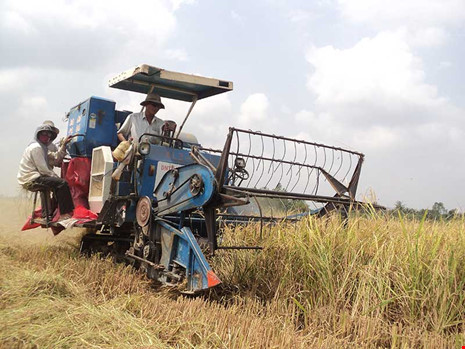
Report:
118,114,132,138
48,145,66,167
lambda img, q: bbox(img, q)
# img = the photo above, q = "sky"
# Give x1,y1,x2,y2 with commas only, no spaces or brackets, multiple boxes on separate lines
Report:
1,0,464,210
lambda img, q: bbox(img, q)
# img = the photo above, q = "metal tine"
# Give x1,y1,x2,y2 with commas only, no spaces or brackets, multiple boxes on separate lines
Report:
264,135,277,189
255,132,264,171
243,132,252,181
246,133,257,188
333,149,344,178
290,141,306,193
234,129,240,167
228,133,236,184
310,168,319,195
342,154,354,183
249,156,256,188
303,147,312,194
274,138,287,190
231,128,364,157
266,135,276,174
304,166,311,194
285,140,298,176
233,130,247,186
322,147,327,178
216,129,365,212
253,133,266,188
304,144,318,193
328,148,335,175
284,140,297,191
285,161,293,191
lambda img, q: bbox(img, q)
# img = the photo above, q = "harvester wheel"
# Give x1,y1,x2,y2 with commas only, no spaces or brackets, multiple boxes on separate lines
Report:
136,196,152,227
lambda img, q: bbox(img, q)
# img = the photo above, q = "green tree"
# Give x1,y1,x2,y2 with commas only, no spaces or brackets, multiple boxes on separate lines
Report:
394,201,406,213
431,202,447,220
272,183,308,214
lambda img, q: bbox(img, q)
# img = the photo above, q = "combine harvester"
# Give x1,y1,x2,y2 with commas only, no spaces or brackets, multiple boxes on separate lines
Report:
28,64,368,293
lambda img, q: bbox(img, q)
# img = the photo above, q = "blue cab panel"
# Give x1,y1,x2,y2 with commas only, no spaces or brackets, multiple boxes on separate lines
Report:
115,110,132,125
121,144,220,224
67,96,118,157
136,144,221,198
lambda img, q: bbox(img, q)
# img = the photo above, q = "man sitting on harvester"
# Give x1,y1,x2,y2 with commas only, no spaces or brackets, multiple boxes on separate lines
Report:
117,93,167,144
17,122,74,222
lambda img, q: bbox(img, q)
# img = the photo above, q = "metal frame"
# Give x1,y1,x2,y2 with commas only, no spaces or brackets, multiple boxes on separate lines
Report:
206,127,364,207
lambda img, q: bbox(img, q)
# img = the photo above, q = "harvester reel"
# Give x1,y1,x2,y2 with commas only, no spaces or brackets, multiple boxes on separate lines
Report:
136,196,152,227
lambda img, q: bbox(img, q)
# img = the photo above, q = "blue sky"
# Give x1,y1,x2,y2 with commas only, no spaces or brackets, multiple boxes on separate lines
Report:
1,0,464,209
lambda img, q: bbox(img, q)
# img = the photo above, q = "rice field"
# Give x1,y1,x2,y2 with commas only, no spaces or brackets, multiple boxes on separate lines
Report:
1,197,465,348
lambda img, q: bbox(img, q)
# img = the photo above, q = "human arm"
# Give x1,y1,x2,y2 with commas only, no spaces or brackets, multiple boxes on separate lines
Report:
117,114,133,142
48,135,73,167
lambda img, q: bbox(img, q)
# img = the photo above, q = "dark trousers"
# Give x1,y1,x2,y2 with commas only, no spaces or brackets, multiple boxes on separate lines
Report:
32,176,74,215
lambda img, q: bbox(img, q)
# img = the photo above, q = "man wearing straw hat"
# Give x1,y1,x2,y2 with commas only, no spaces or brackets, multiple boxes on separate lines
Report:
17,122,74,220
117,93,166,144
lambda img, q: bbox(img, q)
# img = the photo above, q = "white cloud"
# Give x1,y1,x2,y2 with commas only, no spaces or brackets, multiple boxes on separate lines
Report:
3,10,35,34
0,0,196,198
1,0,178,36
231,10,245,23
159,93,233,148
15,96,48,124
0,68,30,93
439,61,452,69
338,0,465,28
237,93,269,127
164,48,189,61
295,110,315,123
0,0,187,71
306,31,446,127
288,9,314,23
170,0,196,11
304,29,465,207
338,0,465,47
280,104,292,115
408,26,448,47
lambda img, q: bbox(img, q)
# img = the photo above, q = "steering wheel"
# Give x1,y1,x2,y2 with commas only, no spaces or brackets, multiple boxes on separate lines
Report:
233,168,249,181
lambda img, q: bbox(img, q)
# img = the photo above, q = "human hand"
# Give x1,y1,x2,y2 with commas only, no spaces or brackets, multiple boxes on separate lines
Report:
162,120,177,132
63,135,73,145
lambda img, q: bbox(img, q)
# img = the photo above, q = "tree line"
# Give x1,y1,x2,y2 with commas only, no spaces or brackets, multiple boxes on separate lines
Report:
392,201,460,220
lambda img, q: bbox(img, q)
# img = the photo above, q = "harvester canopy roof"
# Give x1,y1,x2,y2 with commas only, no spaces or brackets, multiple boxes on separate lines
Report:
108,64,233,102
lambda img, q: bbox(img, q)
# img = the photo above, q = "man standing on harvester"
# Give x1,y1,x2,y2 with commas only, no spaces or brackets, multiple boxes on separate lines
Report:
117,93,166,144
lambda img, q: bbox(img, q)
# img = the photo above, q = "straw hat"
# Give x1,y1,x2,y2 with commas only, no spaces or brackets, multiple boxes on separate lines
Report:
140,93,165,109
43,120,60,135
37,124,58,142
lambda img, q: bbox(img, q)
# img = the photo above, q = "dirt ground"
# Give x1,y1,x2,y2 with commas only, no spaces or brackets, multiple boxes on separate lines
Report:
0,196,82,246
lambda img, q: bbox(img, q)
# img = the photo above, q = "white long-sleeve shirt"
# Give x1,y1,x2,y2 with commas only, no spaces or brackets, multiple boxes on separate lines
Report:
17,142,58,186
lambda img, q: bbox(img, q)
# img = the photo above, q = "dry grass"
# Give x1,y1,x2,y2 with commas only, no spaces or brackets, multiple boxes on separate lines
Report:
1,198,465,348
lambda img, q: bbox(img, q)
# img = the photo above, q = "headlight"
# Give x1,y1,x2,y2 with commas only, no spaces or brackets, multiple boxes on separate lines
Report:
139,142,150,155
